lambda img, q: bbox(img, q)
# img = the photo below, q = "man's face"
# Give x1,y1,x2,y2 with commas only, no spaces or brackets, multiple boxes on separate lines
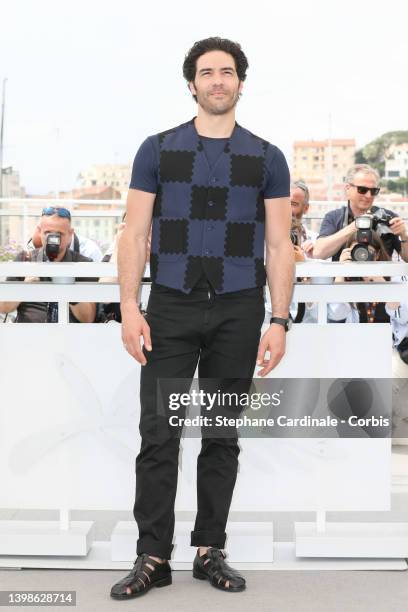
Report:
38,215,73,260
291,187,308,220
345,171,379,215
189,50,243,115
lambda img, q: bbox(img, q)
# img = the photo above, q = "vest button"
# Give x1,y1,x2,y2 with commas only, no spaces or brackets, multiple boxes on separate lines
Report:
208,201,214,207
207,226,213,231
211,177,217,184
204,249,212,256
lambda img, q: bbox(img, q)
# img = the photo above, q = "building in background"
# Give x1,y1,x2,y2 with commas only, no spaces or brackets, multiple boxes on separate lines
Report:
0,185,124,251
292,138,355,201
384,143,408,179
0,167,26,246
77,164,131,199
1,167,25,198
58,186,123,247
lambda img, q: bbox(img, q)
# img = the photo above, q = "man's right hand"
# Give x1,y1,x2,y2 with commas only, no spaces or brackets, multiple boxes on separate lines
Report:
121,308,152,365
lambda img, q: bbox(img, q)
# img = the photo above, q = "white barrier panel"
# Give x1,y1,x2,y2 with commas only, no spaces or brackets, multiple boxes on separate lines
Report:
0,322,391,512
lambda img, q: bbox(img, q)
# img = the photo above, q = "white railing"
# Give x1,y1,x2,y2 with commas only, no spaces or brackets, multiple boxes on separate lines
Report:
1,261,408,324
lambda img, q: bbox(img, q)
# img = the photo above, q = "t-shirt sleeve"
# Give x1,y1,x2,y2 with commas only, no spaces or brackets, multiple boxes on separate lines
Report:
263,145,290,199
318,210,340,238
129,136,158,194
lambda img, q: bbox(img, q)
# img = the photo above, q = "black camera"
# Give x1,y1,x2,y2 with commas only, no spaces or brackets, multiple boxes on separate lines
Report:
290,228,299,246
351,215,375,261
45,232,61,261
371,208,394,236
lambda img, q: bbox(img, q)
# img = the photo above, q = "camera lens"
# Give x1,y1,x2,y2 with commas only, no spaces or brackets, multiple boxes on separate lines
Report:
351,244,369,261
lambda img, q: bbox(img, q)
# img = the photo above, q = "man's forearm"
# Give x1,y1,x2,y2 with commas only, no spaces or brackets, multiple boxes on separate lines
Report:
266,240,295,318
0,301,20,313
118,230,147,314
314,224,355,259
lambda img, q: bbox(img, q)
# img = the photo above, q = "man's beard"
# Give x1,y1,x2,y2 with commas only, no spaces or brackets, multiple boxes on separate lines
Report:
195,88,240,115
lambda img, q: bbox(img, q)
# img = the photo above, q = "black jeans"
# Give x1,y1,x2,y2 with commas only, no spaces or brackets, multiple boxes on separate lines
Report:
133,281,265,559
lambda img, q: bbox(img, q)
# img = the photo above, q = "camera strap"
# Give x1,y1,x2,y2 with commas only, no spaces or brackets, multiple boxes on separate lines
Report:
73,233,80,253
342,205,348,229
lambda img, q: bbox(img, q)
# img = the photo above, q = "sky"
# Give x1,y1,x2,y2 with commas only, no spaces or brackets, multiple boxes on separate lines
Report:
1,0,407,194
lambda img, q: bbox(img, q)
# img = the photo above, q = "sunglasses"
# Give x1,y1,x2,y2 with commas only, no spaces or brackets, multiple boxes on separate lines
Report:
349,183,380,197
42,206,71,219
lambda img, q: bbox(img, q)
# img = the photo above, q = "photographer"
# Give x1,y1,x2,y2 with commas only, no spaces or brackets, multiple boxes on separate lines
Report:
290,180,317,258
266,217,317,324
0,207,97,323
329,230,398,324
28,224,103,262
314,164,408,262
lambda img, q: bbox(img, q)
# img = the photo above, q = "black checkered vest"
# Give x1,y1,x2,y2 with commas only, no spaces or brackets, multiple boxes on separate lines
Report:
150,118,270,294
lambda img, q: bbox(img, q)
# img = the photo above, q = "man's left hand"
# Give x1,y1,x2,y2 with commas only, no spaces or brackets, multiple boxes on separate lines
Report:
256,324,286,377
389,217,408,238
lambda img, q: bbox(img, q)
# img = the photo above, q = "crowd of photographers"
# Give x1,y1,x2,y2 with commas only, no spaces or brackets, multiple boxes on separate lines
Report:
284,163,408,375
1,162,408,373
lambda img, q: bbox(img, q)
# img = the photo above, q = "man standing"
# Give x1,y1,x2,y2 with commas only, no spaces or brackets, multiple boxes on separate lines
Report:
313,164,408,261
111,37,294,600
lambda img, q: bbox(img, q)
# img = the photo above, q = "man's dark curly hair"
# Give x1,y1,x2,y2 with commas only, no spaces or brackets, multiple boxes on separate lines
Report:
183,37,248,101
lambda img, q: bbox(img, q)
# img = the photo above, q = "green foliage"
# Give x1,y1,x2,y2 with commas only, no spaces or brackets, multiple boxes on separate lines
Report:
385,178,408,195
355,131,408,177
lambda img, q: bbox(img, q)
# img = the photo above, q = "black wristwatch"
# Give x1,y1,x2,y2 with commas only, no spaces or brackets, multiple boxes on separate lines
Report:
270,316,292,332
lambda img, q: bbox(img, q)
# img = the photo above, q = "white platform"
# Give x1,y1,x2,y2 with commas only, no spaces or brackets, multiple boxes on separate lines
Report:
0,520,94,556
111,521,274,562
295,522,408,558
0,541,406,571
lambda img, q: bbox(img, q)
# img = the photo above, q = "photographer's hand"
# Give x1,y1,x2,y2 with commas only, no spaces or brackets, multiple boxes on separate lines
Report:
302,239,314,256
339,247,352,262
293,245,305,262
389,217,408,238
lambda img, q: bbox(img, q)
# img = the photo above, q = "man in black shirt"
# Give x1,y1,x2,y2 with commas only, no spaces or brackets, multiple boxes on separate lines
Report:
314,164,408,261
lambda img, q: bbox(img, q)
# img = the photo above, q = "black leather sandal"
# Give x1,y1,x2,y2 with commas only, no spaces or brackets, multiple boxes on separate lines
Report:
110,553,172,600
193,548,246,592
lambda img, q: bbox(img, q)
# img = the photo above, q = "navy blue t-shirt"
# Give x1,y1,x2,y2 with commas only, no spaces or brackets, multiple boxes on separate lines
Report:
129,134,290,198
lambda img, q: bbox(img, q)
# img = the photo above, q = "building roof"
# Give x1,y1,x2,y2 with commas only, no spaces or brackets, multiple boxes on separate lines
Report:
294,139,355,148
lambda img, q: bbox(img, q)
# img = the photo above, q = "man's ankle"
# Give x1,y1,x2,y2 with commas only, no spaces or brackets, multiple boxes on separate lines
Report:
198,546,212,557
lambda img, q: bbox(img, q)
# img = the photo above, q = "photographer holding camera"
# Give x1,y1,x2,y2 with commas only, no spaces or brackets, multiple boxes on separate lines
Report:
265,217,316,324
290,180,317,258
329,230,397,323
0,207,97,323
314,164,408,262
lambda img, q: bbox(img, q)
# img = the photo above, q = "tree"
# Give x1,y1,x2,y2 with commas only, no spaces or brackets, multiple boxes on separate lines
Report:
355,131,408,178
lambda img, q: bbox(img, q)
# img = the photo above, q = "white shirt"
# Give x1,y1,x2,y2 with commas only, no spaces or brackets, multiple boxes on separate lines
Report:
70,233,103,262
